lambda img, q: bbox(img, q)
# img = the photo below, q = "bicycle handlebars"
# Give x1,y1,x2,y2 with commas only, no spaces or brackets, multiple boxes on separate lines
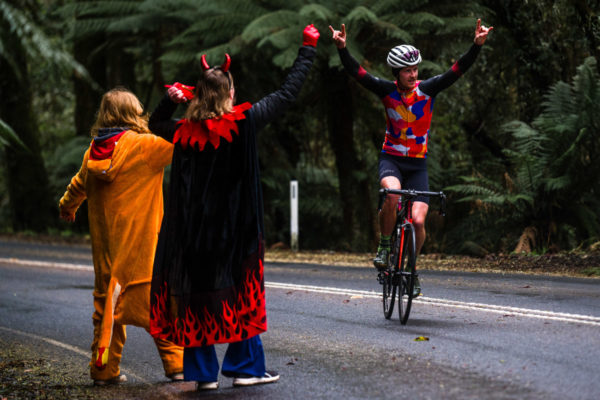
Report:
378,188,447,216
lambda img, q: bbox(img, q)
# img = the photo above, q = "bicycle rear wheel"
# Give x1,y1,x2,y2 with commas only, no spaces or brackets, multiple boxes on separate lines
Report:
398,223,416,325
382,228,400,319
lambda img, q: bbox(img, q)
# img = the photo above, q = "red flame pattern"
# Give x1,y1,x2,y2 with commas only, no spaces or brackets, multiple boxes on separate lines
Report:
150,259,266,347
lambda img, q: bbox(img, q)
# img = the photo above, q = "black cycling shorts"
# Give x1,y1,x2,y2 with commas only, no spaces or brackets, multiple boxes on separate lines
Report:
378,153,430,204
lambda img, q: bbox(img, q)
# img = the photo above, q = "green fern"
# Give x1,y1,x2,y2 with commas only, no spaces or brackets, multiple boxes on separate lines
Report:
0,119,27,150
449,57,600,252
1,2,90,80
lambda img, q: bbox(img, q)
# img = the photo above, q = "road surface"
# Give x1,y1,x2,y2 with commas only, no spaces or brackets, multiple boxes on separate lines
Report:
1,239,599,399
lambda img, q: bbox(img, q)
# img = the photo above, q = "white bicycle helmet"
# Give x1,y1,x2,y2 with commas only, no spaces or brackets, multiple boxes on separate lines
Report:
387,45,422,68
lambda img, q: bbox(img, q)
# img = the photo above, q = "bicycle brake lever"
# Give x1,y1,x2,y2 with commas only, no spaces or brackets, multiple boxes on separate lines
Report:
377,188,386,211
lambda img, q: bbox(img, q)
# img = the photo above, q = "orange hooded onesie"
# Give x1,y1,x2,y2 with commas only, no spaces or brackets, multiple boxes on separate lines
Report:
59,130,183,380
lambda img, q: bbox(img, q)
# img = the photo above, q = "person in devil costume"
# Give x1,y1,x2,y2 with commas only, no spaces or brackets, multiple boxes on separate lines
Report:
148,25,319,390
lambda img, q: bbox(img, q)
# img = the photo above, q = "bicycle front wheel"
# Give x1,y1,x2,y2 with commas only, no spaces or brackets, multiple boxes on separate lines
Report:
383,227,400,318
382,270,395,319
398,223,416,325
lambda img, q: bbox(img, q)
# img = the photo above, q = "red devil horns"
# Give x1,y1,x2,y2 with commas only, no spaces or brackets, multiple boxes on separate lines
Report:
200,54,231,72
221,54,231,72
201,54,210,70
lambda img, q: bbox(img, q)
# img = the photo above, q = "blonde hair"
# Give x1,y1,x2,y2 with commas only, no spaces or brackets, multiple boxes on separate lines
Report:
90,87,149,136
184,68,233,121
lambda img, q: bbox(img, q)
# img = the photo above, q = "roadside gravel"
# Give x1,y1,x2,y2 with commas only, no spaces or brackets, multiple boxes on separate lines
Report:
0,337,194,400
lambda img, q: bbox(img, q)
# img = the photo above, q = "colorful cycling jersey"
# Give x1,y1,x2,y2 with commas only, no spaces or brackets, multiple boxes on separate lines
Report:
338,44,481,158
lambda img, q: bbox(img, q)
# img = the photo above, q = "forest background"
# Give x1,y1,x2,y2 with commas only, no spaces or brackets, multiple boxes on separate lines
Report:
1,0,599,256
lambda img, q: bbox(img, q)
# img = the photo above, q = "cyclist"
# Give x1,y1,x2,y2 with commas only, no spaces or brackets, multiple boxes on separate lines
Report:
330,19,492,295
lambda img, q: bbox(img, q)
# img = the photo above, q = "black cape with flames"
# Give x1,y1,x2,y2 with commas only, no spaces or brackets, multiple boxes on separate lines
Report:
149,45,316,347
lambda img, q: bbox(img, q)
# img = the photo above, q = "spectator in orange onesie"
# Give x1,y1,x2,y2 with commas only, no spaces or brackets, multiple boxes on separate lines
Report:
59,87,183,385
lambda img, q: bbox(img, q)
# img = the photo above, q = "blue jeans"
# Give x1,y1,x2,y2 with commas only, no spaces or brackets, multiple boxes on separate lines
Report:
183,335,266,382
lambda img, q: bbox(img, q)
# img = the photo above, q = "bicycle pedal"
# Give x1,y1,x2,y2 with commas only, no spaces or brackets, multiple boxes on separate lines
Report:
377,271,389,284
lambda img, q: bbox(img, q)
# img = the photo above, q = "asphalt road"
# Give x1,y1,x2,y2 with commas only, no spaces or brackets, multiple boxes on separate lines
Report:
1,239,599,399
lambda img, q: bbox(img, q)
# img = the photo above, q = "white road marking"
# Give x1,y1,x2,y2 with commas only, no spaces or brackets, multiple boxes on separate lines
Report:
3,257,599,326
0,257,92,271
266,282,600,326
0,326,148,383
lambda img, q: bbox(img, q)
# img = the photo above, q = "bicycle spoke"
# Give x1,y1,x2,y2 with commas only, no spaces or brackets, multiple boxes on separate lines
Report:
398,224,416,325
382,270,395,319
383,228,401,319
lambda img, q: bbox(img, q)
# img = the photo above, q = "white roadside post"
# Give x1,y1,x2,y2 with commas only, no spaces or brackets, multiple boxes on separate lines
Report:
290,180,299,251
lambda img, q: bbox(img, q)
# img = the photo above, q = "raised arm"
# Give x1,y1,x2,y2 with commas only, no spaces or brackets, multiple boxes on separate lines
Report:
251,25,319,131
419,18,493,97
59,153,89,222
330,24,394,98
148,86,187,142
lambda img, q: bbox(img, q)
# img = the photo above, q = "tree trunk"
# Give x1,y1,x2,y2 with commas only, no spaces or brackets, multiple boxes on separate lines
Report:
325,69,376,251
107,41,136,89
73,33,106,136
0,31,56,231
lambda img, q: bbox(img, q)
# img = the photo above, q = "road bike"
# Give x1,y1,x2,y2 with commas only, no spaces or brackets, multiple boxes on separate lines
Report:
377,188,446,324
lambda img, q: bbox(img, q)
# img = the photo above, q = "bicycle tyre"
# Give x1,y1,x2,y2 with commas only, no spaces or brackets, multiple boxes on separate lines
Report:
382,270,395,319
383,227,400,318
398,223,416,325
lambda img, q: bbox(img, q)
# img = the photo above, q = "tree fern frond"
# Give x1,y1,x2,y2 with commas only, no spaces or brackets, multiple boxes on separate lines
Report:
1,2,92,83
72,1,141,18
506,193,534,208
572,57,599,100
505,121,547,157
272,46,300,68
372,20,412,43
446,176,503,196
371,0,421,15
381,11,444,35
171,13,253,45
107,14,169,33
139,0,214,13
536,81,575,125
257,28,300,51
298,3,334,22
433,16,475,35
72,18,115,37
160,49,198,65
543,176,571,193
241,10,301,41
0,119,27,150
345,6,378,29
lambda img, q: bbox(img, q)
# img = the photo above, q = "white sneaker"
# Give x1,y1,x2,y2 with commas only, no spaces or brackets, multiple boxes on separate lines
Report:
93,374,127,386
233,371,280,387
168,372,184,381
197,381,219,390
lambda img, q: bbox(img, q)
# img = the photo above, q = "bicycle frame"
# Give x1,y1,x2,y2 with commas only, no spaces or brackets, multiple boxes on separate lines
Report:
377,188,446,324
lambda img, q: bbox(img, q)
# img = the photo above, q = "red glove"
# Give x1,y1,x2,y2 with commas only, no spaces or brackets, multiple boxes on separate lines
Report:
303,24,320,47
164,82,195,101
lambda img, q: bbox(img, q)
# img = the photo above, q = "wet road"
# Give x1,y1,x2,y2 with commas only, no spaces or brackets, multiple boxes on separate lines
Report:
1,239,599,399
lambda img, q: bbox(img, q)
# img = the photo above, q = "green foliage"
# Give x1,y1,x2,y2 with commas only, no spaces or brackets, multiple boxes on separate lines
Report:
582,267,600,277
448,57,600,253
0,1,90,82
3,0,597,252
0,119,26,150
47,136,91,203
